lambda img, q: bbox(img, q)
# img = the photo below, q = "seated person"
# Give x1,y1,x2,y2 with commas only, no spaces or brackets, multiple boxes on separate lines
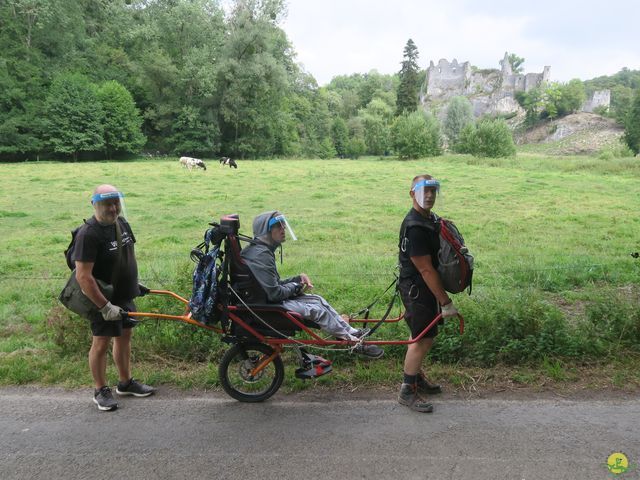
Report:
241,211,383,359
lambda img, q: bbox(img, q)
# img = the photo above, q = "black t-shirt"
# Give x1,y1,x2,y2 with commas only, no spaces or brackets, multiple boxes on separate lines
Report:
398,208,440,280
72,216,139,301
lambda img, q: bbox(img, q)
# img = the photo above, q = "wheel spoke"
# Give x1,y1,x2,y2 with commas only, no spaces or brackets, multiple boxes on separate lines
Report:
219,343,284,402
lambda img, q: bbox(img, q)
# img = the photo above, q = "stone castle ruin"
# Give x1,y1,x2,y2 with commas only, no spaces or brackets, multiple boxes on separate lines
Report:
421,52,609,119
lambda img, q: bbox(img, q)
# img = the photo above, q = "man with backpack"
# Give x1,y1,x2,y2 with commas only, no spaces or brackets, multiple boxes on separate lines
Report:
241,211,384,358
71,184,154,411
397,174,460,413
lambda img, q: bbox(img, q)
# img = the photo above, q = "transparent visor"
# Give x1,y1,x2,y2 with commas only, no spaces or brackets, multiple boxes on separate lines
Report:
268,214,297,241
91,191,127,221
412,179,440,209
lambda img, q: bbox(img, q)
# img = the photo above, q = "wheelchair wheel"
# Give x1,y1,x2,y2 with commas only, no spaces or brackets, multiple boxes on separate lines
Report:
219,343,284,402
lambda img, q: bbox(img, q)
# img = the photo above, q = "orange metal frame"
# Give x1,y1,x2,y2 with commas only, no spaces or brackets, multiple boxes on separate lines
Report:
128,289,464,344
128,289,464,378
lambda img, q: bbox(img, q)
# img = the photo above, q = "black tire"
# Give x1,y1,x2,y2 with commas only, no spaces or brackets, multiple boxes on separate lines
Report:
218,343,284,402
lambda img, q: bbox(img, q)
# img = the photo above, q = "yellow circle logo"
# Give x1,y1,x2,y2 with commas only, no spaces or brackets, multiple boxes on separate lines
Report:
607,453,629,475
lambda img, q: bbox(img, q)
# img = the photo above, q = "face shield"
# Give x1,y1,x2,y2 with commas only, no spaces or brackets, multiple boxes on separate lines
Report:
268,214,297,242
412,179,441,210
91,190,127,224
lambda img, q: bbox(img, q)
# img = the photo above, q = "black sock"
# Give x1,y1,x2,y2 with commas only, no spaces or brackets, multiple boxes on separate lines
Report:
118,378,131,388
403,373,417,385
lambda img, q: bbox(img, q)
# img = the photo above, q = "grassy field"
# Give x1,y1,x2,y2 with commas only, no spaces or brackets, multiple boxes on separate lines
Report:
1,154,639,392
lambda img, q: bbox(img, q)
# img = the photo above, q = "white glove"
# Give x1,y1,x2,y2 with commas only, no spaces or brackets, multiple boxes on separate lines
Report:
441,301,459,318
99,302,125,321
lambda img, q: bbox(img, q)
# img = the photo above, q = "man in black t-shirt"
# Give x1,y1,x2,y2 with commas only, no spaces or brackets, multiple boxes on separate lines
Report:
397,174,460,413
73,184,154,411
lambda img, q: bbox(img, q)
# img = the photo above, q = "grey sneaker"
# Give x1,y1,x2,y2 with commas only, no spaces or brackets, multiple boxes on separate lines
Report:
416,373,442,394
352,343,384,359
115,378,155,397
93,386,118,411
398,383,433,413
352,328,371,339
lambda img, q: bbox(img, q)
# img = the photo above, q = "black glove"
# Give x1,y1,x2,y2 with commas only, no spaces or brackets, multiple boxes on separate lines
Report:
138,283,150,296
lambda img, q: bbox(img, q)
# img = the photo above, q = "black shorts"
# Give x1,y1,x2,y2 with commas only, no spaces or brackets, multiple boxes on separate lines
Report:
398,278,441,339
88,299,137,337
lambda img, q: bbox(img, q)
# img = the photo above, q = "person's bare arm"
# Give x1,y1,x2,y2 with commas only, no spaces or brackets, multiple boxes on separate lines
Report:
410,255,451,306
75,261,108,308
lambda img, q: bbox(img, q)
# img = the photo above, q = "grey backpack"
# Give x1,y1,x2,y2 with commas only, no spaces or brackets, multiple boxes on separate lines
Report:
436,217,474,294
401,214,474,294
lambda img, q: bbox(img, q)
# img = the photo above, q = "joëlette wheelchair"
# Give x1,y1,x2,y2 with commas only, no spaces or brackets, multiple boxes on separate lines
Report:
128,215,464,402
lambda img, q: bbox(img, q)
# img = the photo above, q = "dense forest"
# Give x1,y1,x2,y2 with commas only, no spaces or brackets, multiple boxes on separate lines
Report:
1,0,638,160
0,0,403,160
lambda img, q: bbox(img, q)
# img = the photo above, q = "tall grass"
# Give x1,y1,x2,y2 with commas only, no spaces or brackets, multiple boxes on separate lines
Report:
1,154,639,386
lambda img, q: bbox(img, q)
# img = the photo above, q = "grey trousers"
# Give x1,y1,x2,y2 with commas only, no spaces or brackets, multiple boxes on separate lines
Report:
281,294,356,339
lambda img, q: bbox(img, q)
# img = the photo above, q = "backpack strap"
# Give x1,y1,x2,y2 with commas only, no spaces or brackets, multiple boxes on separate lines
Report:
112,218,124,289
79,217,124,288
400,215,439,254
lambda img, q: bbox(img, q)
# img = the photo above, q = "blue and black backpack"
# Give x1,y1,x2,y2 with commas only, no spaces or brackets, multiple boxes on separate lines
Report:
189,225,228,325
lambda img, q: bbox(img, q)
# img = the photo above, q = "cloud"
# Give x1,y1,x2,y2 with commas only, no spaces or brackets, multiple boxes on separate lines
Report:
282,0,640,85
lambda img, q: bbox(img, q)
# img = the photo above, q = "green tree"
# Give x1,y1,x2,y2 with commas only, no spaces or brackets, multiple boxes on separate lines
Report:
96,80,146,158
364,97,394,122
168,105,219,156
331,117,349,158
44,73,104,160
464,118,516,158
391,110,442,159
542,83,562,119
283,73,336,158
610,85,635,124
327,72,396,119
0,0,87,158
360,97,393,155
217,0,291,157
128,0,225,153
516,87,544,126
542,80,585,119
362,113,391,155
455,123,478,155
507,53,525,74
444,96,474,148
345,117,366,159
396,39,420,116
623,89,640,154
558,79,586,115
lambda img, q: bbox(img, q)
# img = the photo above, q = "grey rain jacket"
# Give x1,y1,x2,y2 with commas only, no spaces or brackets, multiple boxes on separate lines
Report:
240,211,301,303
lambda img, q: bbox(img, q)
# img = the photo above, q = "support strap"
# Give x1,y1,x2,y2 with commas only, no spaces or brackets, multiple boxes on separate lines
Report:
352,276,398,320
367,285,400,336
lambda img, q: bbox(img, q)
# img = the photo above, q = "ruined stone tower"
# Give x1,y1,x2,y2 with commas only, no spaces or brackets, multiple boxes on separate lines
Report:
421,52,550,118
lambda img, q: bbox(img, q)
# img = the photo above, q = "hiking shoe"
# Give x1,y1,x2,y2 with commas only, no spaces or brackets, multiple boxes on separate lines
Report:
93,386,118,411
352,343,384,359
398,383,434,413
115,378,155,397
352,328,371,339
416,373,442,394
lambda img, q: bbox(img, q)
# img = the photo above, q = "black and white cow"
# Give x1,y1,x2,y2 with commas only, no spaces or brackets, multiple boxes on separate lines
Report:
219,157,238,169
179,156,207,171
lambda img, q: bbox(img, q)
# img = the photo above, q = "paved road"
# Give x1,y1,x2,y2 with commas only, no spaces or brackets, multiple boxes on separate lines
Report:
1,387,638,480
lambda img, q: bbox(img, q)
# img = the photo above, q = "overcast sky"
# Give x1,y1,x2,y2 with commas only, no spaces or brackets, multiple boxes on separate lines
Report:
281,0,640,86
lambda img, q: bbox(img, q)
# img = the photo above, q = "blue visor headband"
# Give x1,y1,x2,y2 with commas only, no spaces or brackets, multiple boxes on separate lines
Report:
268,215,286,230
92,191,124,204
412,179,440,192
